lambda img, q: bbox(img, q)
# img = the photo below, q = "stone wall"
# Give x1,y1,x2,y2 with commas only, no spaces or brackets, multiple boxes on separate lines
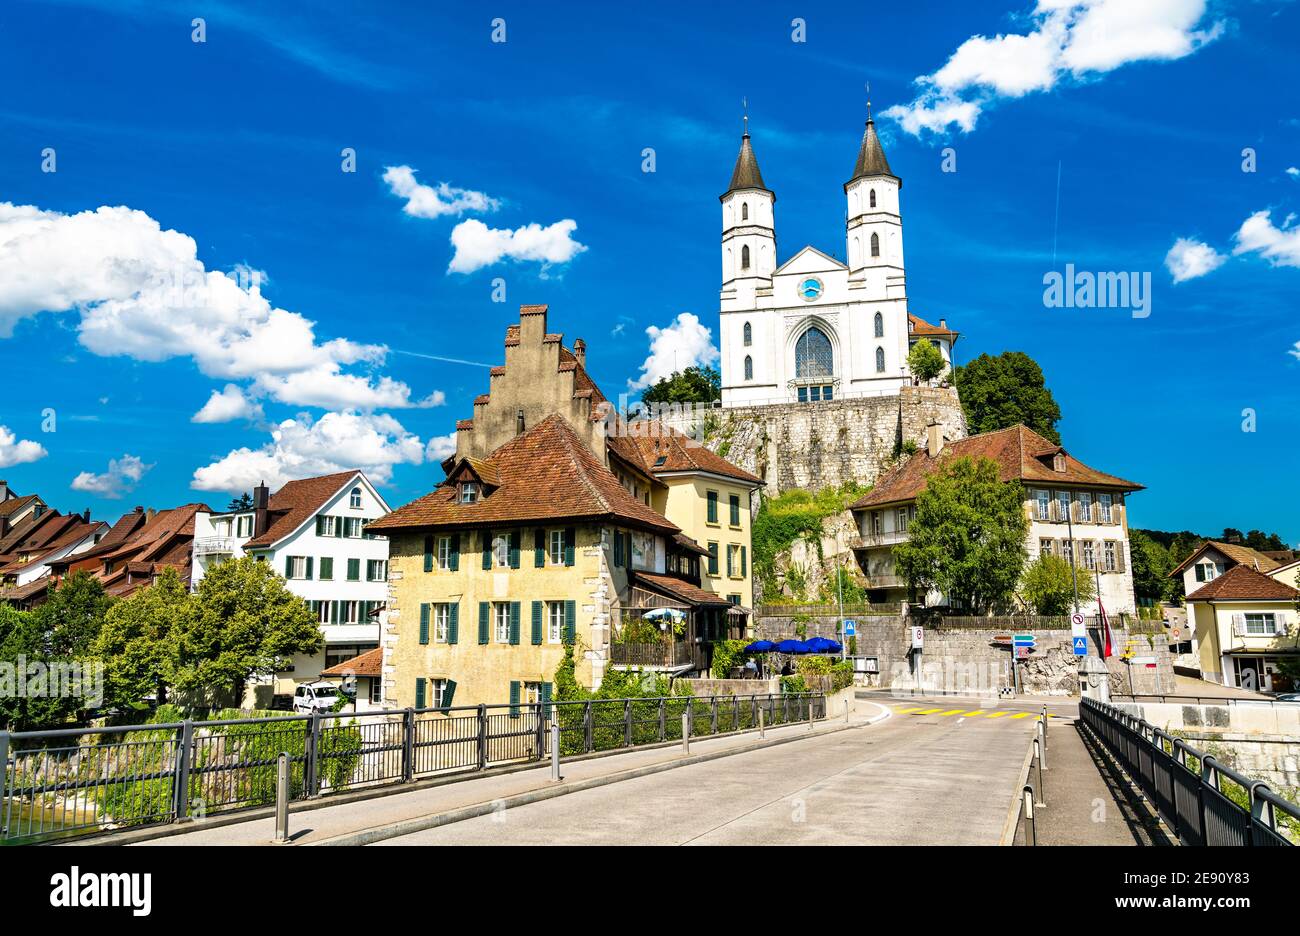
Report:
661,385,967,497
753,610,1174,697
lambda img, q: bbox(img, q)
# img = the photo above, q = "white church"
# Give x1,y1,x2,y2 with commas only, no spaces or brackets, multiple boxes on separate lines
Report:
719,111,959,407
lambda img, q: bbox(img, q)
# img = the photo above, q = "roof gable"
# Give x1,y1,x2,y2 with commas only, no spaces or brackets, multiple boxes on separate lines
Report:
775,245,846,276
1185,564,1300,602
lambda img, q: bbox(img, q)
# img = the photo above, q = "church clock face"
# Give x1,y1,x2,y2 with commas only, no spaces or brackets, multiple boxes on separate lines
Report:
799,277,823,301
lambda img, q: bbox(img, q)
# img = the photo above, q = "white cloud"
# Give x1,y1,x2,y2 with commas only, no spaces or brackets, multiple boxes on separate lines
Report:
70,454,152,499
382,165,501,219
1233,210,1300,268
425,432,457,463
885,0,1223,136
0,425,47,468
1286,167,1299,180
1164,236,1226,283
628,312,719,392
0,202,440,410
192,384,265,424
191,411,425,492
448,218,587,274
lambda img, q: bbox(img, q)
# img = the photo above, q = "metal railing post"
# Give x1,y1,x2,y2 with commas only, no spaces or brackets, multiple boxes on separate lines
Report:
535,703,547,760
583,701,594,753
710,697,718,735
1022,785,1036,845
808,696,815,731
0,731,9,836
624,699,633,747
307,713,322,796
658,698,666,742
1041,705,1048,747
845,698,851,724
173,719,194,820
550,724,562,782
476,704,488,770
402,708,415,781
681,712,691,753
1037,718,1048,769
272,752,290,843
1034,738,1046,807
758,706,765,739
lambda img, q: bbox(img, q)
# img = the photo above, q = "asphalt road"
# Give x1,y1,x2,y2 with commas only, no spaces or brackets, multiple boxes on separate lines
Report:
373,694,1064,846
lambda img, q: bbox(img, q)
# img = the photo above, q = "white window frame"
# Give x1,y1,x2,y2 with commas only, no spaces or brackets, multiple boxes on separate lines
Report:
1034,489,1050,522
430,678,447,709
437,536,452,570
547,601,564,643
493,533,510,568
549,529,565,566
1055,491,1070,523
1039,538,1053,557
434,604,450,643
1078,492,1093,523
1104,541,1117,572
341,600,359,625
1099,493,1113,523
896,507,909,534
287,556,308,579
350,487,363,509
1082,541,1096,571
1244,613,1277,637
460,482,480,504
317,602,333,625
523,682,542,705
494,602,511,643
236,515,253,537
366,559,387,582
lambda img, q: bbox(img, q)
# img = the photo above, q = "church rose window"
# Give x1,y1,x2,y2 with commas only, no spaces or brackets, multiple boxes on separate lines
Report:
795,327,833,379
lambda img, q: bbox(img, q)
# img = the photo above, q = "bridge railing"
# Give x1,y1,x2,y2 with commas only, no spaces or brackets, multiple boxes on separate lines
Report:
1079,696,1300,846
0,691,825,844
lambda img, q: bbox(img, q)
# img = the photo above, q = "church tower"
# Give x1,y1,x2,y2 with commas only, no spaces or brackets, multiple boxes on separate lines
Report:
844,111,905,296
720,121,776,299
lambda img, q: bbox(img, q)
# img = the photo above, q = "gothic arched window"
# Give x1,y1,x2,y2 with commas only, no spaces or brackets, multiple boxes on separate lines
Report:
870,233,880,257
875,346,886,373
743,321,752,346
873,312,883,338
869,189,877,208
741,202,749,221
744,355,753,381
741,245,750,270
795,327,834,379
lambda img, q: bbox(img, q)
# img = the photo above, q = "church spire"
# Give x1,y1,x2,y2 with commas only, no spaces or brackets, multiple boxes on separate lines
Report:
847,90,899,188
722,103,772,199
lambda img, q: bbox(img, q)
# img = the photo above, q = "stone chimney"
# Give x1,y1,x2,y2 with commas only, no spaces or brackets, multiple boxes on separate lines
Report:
926,422,943,458
134,505,144,515
0,479,8,501
573,337,586,367
0,516,8,539
518,303,548,347
83,508,91,523
252,481,270,538
939,318,947,330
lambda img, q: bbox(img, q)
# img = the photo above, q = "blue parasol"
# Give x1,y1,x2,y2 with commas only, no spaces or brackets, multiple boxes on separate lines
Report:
804,636,843,653
744,640,776,652
776,638,811,654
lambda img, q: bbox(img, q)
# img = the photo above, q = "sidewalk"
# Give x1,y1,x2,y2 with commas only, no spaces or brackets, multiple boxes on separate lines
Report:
109,701,889,847
1031,715,1165,846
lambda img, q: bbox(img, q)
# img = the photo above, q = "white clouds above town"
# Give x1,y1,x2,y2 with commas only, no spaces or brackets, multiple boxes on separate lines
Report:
191,410,426,492
1164,237,1225,283
628,312,719,392
192,384,265,424
70,454,152,499
885,0,1223,135
382,166,501,219
0,201,440,411
1233,210,1300,269
447,218,587,275
424,431,457,462
0,425,46,469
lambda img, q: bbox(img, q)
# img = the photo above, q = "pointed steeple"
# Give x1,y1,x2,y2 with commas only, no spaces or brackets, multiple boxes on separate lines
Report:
722,130,772,199
847,116,899,187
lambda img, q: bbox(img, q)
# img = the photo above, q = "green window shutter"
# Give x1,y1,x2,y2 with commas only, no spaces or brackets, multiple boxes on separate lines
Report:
482,530,492,570
424,535,434,572
315,516,324,535
707,491,718,523
441,679,456,711
564,600,576,644
741,545,747,577
284,556,293,578
727,547,733,577
509,680,521,719
332,600,342,624
534,528,545,567
336,519,344,538
347,558,360,581
419,603,430,644
509,530,520,569
708,543,718,576
478,602,490,644
613,530,623,568
305,556,313,579
509,601,521,645
319,557,333,580
564,527,575,567
414,678,426,710
531,601,543,645
541,681,553,721
448,603,459,644
625,533,633,568
449,533,460,571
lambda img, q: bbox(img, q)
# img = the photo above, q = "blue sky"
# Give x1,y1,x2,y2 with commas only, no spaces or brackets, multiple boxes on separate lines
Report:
0,0,1297,540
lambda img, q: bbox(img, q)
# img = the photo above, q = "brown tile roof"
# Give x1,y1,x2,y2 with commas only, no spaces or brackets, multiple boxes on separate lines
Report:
851,424,1143,509
908,313,958,338
672,532,711,556
0,510,75,555
369,414,679,535
243,472,358,548
634,572,732,608
1169,541,1281,578
0,577,50,603
627,427,762,485
0,493,39,519
1185,564,1300,602
321,647,384,677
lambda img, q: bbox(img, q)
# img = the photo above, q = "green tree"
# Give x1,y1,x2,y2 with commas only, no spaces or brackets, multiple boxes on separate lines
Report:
892,456,1029,613
33,570,113,658
907,339,946,383
170,556,322,704
228,492,254,511
952,351,1063,443
0,603,86,730
1130,530,1178,604
1018,554,1095,615
640,365,721,404
92,567,189,711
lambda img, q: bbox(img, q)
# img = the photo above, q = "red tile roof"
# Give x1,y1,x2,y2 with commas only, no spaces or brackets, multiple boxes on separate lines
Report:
851,424,1142,509
369,414,679,535
1185,564,1300,602
1169,541,1281,578
634,572,733,608
627,427,762,485
908,313,958,338
242,471,359,548
321,647,384,677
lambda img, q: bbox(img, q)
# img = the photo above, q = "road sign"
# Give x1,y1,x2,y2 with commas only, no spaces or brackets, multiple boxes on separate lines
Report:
843,619,856,637
1072,636,1088,656
910,625,924,650
1013,634,1035,647
1016,646,1030,659
1071,612,1087,638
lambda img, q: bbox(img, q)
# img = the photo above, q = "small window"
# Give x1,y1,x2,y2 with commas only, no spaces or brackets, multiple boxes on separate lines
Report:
1034,489,1051,521
1040,539,1054,557
896,507,909,534
1055,491,1070,522
236,515,253,537
870,232,880,257
707,542,719,576
460,482,480,504
494,603,511,643
744,355,753,381
366,559,387,582
875,346,885,373
729,493,741,526
350,487,362,508
743,321,752,346
741,202,749,221
549,529,565,565
547,601,564,643
1104,542,1117,572
1099,493,1113,523
287,556,309,579
706,491,719,524
869,188,877,208
1078,492,1093,523
741,245,750,270
437,535,452,570
434,604,451,643
874,311,883,338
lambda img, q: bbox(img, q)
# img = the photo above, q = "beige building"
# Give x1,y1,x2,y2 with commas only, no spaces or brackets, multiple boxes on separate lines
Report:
367,304,760,711
849,423,1142,614
1185,564,1300,691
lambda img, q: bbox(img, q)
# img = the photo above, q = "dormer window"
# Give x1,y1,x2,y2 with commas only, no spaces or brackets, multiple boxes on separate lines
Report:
1053,454,1066,472
460,482,480,504
350,487,363,508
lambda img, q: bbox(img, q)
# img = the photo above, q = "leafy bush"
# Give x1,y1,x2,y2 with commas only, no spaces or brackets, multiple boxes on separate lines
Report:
711,639,751,678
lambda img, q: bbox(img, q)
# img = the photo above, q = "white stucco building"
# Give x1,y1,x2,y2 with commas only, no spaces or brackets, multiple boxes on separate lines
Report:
719,111,957,407
190,470,392,703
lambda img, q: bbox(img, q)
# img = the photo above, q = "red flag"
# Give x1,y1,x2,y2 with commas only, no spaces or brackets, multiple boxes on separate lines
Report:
1099,595,1115,658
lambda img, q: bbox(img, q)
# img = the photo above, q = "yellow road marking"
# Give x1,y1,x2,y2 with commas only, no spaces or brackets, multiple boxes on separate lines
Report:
937,709,966,716
892,707,922,713
1009,712,1033,719
983,711,1009,718
960,710,987,716
913,707,945,714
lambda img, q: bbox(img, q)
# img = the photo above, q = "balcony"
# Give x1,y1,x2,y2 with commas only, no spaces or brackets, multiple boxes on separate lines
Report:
851,529,910,549
610,640,698,669
193,537,238,556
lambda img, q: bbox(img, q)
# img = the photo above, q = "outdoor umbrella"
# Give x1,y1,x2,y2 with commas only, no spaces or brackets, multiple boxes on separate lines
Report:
775,639,811,654
643,608,684,624
744,640,776,652
805,636,843,654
